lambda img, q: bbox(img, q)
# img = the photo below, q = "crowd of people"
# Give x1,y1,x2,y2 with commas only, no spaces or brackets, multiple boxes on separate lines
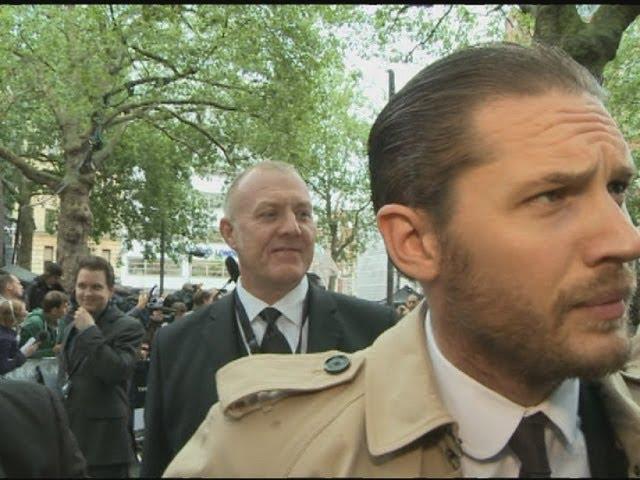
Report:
2,41,640,478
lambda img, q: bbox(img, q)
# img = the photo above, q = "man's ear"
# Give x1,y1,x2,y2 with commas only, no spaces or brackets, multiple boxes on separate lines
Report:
219,217,236,249
376,204,441,283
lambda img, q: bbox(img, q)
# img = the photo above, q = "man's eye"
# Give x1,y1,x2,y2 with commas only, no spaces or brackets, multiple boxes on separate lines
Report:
608,180,629,204
532,188,567,204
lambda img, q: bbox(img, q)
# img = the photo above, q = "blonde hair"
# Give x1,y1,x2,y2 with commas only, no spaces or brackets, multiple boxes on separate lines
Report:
0,299,25,328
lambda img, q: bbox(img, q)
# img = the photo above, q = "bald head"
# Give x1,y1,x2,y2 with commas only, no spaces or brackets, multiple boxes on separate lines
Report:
219,160,316,304
223,161,305,219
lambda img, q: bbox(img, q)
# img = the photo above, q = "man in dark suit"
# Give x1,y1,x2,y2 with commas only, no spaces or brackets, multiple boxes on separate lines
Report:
61,255,145,478
0,378,87,477
141,161,396,477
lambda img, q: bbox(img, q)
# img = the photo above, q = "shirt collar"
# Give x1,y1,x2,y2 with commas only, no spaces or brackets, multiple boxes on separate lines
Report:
236,275,309,326
425,309,580,460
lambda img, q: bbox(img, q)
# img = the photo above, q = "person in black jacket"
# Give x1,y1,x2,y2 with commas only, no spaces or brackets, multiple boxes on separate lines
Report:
60,256,144,478
141,161,396,477
0,379,87,477
25,261,65,311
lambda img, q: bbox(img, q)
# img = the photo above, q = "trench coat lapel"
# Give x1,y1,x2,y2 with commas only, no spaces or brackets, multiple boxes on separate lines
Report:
365,302,456,456
306,286,342,353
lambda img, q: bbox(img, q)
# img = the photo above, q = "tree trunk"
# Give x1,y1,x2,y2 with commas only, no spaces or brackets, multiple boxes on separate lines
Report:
533,5,640,80
57,178,93,291
16,180,34,270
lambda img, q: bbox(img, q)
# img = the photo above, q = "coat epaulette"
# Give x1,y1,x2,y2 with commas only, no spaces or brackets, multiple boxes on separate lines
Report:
216,349,366,419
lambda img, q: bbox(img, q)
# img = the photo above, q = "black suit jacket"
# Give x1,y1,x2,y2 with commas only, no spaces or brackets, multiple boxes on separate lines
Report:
0,379,87,477
141,285,396,477
61,304,145,467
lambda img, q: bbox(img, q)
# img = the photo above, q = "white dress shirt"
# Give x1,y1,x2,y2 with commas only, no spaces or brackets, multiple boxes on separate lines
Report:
425,310,591,477
236,275,309,354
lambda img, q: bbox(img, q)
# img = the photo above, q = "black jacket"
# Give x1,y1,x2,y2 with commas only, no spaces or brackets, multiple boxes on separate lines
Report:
141,285,396,477
0,325,25,375
60,304,145,467
0,379,87,477
25,275,65,311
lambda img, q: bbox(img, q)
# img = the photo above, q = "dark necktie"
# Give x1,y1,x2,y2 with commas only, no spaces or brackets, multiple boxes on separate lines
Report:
259,307,291,353
509,412,552,478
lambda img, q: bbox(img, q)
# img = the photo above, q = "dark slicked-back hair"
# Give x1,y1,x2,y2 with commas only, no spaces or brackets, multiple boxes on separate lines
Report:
368,42,605,230
74,255,115,288
43,261,63,278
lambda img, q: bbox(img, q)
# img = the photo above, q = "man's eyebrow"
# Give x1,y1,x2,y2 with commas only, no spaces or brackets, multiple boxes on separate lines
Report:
519,163,636,190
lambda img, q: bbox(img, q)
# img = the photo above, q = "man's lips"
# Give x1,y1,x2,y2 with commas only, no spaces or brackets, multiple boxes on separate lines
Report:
572,289,631,321
271,247,302,253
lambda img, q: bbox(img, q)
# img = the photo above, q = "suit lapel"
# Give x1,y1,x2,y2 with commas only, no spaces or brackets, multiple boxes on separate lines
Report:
306,286,343,353
205,292,246,361
578,380,629,477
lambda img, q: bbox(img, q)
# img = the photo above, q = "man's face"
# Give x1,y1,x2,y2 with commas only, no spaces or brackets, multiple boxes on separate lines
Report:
221,169,316,298
432,91,640,384
75,269,113,315
7,275,23,299
48,302,69,322
150,309,164,323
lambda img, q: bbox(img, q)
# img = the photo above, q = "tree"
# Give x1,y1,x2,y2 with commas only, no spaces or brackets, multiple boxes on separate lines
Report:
0,5,357,287
523,5,640,79
603,18,640,223
296,69,377,288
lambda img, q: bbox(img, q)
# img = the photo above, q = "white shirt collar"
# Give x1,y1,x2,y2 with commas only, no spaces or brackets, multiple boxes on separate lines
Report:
236,275,309,326
425,309,580,460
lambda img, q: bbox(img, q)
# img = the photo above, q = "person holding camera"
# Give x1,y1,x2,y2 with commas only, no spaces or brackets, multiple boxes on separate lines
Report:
59,256,144,478
18,290,69,359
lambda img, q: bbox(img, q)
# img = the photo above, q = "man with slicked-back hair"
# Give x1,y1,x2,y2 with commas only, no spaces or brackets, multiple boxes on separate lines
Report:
166,42,640,478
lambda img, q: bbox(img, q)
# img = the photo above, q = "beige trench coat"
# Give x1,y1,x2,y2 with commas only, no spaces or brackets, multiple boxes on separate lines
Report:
164,304,640,477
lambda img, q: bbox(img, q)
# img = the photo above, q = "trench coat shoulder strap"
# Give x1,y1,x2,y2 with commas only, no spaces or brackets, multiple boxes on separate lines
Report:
216,349,366,419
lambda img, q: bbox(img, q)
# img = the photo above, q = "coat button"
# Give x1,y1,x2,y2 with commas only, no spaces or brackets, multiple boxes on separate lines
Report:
324,355,350,374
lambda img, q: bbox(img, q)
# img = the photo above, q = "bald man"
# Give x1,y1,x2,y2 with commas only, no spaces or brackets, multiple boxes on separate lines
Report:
141,161,397,477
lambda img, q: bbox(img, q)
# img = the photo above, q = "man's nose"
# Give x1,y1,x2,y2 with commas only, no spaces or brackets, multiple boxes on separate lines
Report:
582,193,640,267
279,210,302,235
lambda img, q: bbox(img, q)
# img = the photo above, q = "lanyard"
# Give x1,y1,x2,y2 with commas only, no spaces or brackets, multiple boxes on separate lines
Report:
233,288,310,355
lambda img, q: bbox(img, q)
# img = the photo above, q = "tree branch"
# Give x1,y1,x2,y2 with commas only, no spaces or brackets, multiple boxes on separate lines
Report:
144,119,202,158
102,68,198,106
404,4,454,62
103,98,240,127
0,145,61,189
157,107,231,163
129,45,181,73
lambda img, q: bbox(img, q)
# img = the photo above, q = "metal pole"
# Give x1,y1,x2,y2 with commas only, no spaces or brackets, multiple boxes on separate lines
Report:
386,69,396,307
159,218,165,296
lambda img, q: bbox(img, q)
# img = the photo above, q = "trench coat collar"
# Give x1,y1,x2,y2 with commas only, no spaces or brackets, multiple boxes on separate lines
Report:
365,301,455,456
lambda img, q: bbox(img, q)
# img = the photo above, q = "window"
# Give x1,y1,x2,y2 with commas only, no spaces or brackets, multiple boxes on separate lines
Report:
101,249,111,263
191,258,226,277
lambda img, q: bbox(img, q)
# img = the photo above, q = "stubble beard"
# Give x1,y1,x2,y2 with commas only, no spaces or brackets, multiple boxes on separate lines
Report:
438,234,633,387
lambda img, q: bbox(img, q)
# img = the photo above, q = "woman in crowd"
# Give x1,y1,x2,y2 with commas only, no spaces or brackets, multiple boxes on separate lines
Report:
0,299,37,375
